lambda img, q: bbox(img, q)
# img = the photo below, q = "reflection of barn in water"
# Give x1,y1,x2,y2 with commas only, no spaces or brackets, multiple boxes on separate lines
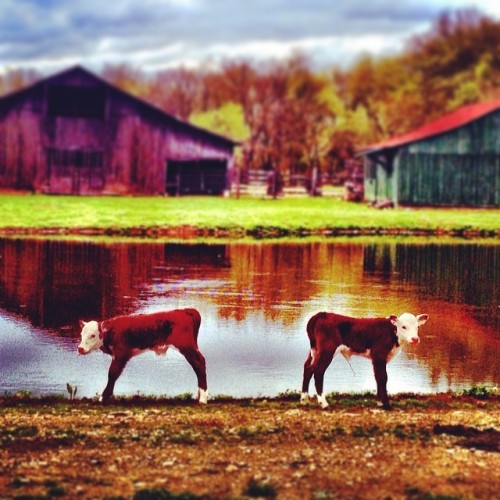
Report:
363,243,500,329
0,66,237,195
0,238,499,387
0,239,229,329
363,242,500,386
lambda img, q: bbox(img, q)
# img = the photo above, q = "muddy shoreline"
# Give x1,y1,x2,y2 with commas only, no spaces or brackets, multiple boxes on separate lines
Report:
1,393,498,499
0,225,499,240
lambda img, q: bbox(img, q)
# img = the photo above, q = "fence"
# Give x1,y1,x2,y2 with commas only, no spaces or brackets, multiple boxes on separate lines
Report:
232,170,324,197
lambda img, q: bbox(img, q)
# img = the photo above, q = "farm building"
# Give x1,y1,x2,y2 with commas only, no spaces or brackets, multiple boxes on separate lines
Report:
0,66,237,195
359,101,500,207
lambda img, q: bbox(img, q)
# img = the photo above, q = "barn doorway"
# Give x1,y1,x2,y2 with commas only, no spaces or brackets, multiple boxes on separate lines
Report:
166,159,227,196
45,147,104,194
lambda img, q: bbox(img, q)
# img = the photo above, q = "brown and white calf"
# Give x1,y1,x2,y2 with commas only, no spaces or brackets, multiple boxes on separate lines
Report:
301,312,428,410
78,308,208,404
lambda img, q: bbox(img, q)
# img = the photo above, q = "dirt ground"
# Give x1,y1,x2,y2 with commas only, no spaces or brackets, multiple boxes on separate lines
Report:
0,393,498,500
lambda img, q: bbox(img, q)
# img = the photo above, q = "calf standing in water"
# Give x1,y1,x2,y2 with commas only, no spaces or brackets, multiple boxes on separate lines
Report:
301,312,428,410
78,308,208,404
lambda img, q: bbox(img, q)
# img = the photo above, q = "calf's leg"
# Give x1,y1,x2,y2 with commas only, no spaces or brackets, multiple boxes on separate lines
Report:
301,350,314,404
313,350,334,409
180,347,208,404
101,355,129,403
372,359,391,410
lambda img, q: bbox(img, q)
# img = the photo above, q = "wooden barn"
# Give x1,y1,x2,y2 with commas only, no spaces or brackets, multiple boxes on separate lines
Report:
0,66,237,195
359,101,500,207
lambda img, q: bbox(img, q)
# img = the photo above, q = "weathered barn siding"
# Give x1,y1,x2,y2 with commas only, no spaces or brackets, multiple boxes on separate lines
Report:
364,158,393,202
362,104,500,207
0,66,236,195
397,153,500,206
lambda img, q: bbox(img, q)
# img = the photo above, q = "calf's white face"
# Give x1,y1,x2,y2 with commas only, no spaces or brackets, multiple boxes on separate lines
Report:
78,320,103,354
389,313,428,344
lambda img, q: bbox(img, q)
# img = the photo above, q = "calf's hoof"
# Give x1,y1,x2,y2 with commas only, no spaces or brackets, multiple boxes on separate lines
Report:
300,392,310,405
316,394,330,410
99,394,112,405
197,388,208,405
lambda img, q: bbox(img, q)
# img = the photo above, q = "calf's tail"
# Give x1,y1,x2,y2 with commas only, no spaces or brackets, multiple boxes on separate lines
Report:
185,308,202,342
306,312,326,349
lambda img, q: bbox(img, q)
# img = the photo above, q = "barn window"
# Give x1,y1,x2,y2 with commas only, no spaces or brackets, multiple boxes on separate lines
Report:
46,148,103,169
47,85,106,119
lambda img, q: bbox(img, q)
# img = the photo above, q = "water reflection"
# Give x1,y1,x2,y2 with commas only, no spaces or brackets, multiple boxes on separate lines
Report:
0,238,498,398
364,243,500,329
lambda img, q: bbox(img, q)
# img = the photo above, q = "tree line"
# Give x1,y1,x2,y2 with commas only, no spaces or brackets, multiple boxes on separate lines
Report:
2,9,500,182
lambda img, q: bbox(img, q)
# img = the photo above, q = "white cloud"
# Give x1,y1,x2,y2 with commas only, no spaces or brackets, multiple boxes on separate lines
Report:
0,0,498,75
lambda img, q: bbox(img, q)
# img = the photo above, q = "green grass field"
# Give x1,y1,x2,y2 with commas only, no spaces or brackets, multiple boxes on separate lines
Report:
0,193,499,235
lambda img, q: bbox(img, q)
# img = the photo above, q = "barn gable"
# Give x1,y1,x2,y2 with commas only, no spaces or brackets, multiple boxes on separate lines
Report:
0,66,237,195
359,101,500,207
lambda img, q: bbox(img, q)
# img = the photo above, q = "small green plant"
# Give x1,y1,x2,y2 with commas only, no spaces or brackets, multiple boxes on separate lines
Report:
321,426,346,442
244,479,278,499
460,384,498,399
1,425,39,446
133,488,205,500
169,430,199,445
51,428,86,443
312,490,338,499
352,425,381,438
277,389,301,400
66,383,78,400
394,424,408,439
405,486,462,499
176,392,196,402
46,484,66,497
392,424,431,441
11,476,31,488
237,426,263,440
15,390,33,399
9,425,39,438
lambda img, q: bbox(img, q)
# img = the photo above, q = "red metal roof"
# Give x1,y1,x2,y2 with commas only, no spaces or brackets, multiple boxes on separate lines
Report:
361,100,500,154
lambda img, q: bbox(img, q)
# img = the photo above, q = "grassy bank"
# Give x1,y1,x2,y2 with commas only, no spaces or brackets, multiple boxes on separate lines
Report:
1,392,498,499
0,194,499,238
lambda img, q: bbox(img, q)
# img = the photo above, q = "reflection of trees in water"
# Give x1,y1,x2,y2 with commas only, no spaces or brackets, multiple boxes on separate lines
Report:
417,307,500,387
0,239,368,328
2,238,498,330
0,238,498,386
363,242,500,386
0,239,164,329
0,240,233,330
218,243,365,323
363,243,500,330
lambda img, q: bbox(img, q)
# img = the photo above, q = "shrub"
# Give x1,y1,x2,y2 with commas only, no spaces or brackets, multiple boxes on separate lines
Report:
460,384,498,399
244,479,278,498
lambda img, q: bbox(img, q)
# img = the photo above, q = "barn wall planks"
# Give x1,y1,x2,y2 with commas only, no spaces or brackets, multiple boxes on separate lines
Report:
363,108,500,207
0,66,236,195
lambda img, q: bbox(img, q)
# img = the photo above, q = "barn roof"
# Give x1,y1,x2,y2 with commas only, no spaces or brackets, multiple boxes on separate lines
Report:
0,65,238,149
360,100,500,155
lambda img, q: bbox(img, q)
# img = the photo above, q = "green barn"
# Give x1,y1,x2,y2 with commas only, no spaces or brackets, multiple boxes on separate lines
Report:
359,101,500,207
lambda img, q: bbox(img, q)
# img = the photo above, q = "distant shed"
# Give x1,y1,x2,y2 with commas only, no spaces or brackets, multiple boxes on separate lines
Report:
359,101,500,207
0,66,237,195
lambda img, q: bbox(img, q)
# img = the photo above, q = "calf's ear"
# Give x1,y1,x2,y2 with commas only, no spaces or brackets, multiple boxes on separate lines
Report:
100,320,111,339
417,314,429,325
387,314,398,325
79,320,86,329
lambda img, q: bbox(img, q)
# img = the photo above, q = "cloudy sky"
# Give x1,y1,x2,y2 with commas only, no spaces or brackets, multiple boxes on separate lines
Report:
1,0,499,75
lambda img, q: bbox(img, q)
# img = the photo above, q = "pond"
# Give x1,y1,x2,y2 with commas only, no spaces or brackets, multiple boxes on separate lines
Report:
0,238,498,400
